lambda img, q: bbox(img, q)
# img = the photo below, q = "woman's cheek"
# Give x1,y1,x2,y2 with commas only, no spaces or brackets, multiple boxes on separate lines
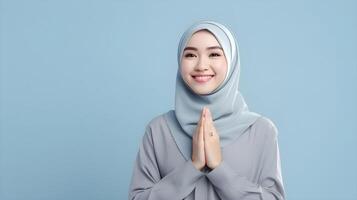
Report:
181,61,194,73
215,60,228,73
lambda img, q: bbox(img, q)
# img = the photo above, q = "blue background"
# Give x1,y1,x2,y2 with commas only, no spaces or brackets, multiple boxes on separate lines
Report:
1,0,356,199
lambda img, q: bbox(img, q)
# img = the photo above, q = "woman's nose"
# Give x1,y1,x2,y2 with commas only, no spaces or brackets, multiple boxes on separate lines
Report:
194,56,209,71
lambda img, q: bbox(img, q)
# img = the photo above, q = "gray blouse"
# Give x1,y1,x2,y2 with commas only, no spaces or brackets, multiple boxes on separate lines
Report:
128,111,286,200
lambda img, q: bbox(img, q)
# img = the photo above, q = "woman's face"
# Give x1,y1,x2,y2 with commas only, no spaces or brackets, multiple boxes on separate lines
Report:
180,30,228,95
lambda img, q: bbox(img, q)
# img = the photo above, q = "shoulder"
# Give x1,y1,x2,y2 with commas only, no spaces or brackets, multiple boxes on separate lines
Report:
252,115,279,140
143,110,173,139
146,110,171,130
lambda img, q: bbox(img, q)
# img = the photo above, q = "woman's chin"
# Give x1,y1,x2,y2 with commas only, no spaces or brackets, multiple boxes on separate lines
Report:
191,87,213,95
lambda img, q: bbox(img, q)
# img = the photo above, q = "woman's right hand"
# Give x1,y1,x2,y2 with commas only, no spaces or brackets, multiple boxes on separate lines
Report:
191,107,206,171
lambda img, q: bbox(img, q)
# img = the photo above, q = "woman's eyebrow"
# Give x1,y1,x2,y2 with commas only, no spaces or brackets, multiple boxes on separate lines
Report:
184,46,223,51
207,46,223,50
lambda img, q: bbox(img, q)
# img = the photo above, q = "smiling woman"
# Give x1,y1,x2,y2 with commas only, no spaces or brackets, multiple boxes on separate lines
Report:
180,30,228,95
128,20,286,200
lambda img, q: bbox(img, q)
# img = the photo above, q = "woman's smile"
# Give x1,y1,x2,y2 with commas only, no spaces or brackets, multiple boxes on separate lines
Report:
192,74,215,83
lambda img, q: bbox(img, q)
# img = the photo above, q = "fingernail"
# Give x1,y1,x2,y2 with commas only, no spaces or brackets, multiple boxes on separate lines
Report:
203,107,206,117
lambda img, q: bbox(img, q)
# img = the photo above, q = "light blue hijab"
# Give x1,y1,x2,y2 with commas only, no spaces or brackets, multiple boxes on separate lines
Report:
163,20,261,161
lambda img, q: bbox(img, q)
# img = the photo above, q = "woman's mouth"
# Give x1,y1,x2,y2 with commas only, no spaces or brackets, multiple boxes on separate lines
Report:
192,75,214,83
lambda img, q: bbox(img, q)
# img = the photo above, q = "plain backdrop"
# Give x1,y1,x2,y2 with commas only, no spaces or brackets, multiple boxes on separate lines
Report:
1,0,356,199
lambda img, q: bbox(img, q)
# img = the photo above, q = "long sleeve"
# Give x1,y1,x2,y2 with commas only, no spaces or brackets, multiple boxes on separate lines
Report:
206,123,286,200
128,125,205,200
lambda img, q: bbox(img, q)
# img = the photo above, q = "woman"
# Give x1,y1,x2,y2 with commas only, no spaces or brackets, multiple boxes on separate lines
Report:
128,20,286,200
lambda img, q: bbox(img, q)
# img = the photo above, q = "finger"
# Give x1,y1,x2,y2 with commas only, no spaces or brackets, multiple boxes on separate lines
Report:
203,106,206,118
206,108,215,131
197,107,205,128
203,108,211,140
200,115,205,142
204,108,211,135
206,108,213,124
195,108,204,139
201,107,206,141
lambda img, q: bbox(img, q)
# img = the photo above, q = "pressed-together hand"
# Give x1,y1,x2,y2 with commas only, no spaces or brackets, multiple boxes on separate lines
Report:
192,107,222,171
191,108,206,171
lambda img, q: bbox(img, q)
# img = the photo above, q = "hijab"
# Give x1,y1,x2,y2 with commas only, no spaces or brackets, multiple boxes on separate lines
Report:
163,20,261,161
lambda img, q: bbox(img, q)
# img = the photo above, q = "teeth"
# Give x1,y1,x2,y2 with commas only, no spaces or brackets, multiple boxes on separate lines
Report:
193,75,213,77
193,75,213,82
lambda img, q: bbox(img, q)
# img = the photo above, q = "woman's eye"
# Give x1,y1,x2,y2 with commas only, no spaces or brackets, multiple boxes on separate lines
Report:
210,53,221,57
184,53,196,58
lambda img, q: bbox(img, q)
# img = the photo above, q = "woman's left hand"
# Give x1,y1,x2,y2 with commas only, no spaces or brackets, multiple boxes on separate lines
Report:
203,107,222,170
